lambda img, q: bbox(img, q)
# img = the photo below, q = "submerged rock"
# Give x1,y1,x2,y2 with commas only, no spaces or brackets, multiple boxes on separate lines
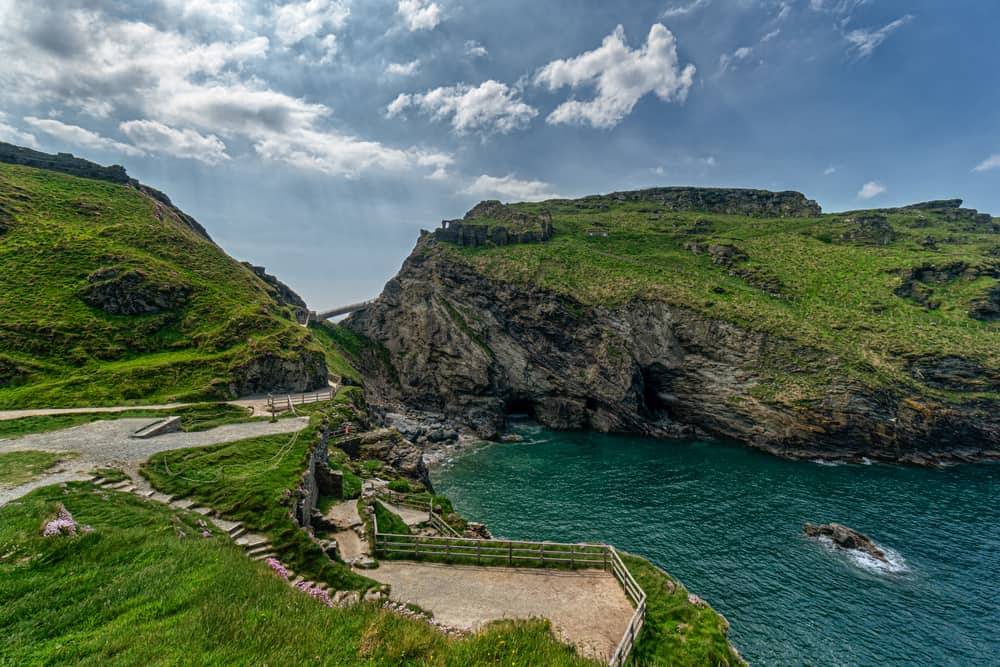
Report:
803,522,886,562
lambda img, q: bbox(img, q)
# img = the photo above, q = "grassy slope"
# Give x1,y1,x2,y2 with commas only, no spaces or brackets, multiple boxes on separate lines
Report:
142,409,376,592
447,198,1000,403
0,450,70,487
0,162,325,408
0,482,597,666
622,554,743,666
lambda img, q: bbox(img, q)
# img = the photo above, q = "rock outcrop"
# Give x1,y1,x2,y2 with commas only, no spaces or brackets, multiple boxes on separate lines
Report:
79,267,191,316
588,187,822,218
803,523,886,562
227,348,327,397
432,200,554,247
243,262,310,322
347,236,1000,465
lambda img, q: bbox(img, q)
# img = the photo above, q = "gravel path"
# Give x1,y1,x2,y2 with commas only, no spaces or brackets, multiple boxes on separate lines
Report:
0,417,309,505
364,562,634,661
324,499,368,562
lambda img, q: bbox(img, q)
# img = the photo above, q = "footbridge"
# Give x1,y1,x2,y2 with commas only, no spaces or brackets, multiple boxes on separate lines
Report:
305,300,376,324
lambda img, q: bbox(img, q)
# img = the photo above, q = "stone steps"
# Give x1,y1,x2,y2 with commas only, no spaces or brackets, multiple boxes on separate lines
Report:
82,471,360,613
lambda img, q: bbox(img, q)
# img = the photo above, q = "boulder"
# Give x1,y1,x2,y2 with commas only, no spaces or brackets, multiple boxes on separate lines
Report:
803,522,886,562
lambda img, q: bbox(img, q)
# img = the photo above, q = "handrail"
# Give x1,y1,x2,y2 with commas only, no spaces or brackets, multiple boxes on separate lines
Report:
371,506,646,667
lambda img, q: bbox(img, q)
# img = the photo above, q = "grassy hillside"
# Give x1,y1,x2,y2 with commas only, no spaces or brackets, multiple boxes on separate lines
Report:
0,482,597,666
443,194,1000,403
0,159,344,408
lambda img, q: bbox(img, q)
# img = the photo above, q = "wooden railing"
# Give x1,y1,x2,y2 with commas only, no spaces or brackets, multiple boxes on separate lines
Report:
377,490,462,537
266,389,336,414
372,510,646,666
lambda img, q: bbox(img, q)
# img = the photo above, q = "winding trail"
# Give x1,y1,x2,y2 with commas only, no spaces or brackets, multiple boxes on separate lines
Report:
0,417,309,505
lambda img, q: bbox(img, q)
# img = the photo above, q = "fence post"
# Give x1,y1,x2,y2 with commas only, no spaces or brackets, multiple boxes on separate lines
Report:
477,542,481,565
571,545,575,569
508,541,512,567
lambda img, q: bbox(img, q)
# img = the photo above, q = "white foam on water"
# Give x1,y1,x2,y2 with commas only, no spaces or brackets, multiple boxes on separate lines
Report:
811,459,844,467
813,535,909,575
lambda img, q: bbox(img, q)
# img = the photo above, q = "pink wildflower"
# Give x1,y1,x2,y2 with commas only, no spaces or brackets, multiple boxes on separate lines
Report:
201,530,212,538
41,504,77,537
266,558,290,580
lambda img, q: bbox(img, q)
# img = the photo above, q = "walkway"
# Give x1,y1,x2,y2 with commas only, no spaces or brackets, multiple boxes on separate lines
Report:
0,386,336,422
324,499,369,563
364,561,634,662
0,417,309,505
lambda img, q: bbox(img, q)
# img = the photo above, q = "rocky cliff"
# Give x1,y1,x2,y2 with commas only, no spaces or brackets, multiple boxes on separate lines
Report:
348,191,1000,465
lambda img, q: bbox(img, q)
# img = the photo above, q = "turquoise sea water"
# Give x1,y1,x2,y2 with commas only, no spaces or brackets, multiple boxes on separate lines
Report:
431,423,999,666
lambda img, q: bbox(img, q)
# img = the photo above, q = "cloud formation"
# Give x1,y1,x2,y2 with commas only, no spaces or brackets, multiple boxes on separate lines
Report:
534,24,695,129
462,174,562,202
719,46,753,74
386,60,420,76
272,0,349,46
973,154,1000,173
465,40,488,58
120,119,229,164
662,0,710,18
845,15,913,58
858,181,886,199
397,0,442,32
387,80,538,134
25,116,144,156
0,2,451,178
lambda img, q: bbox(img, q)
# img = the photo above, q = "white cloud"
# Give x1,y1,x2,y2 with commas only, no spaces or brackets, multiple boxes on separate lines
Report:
24,116,145,156
462,174,562,202
0,112,38,148
809,0,869,14
387,80,537,134
719,46,752,74
973,154,1000,173
397,0,442,32
386,60,420,76
534,24,695,129
845,15,913,58
858,181,886,199
119,119,229,164
0,4,454,180
465,40,488,58
761,28,781,43
273,0,349,46
824,165,837,175
662,0,710,18
162,0,247,35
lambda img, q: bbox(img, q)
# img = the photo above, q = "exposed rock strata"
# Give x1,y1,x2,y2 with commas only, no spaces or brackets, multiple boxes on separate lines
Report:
348,238,1000,465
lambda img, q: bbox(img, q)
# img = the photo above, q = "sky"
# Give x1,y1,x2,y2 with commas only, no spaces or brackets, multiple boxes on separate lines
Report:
0,0,997,308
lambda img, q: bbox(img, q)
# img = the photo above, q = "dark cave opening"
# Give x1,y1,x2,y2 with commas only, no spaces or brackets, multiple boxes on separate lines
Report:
505,397,536,419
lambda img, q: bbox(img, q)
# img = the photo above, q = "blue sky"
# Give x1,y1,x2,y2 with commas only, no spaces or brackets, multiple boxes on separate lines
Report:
0,0,997,308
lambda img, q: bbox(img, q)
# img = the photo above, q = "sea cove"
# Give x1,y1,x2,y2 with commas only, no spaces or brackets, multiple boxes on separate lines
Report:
433,423,1000,666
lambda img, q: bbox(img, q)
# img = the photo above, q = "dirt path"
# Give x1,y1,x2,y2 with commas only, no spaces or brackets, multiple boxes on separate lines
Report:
324,499,369,563
364,562,634,662
0,385,337,421
0,417,309,505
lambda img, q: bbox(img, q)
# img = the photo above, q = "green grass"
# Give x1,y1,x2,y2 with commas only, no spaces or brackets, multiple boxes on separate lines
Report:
0,162,326,409
0,450,71,488
142,413,375,591
310,321,365,383
0,403,259,440
374,500,413,536
622,554,744,666
445,197,1000,403
0,482,598,666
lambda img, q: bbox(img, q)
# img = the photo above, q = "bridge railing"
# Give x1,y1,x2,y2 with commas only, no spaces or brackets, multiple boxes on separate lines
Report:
371,510,646,666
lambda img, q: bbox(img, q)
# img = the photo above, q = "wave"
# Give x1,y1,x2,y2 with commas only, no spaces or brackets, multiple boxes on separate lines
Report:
811,459,845,467
813,535,909,575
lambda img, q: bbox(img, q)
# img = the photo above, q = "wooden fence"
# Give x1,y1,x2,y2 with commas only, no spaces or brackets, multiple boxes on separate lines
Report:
378,490,462,537
266,389,336,413
372,509,646,667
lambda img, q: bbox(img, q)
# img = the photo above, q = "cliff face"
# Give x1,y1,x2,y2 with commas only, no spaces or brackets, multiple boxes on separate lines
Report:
348,237,1000,465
